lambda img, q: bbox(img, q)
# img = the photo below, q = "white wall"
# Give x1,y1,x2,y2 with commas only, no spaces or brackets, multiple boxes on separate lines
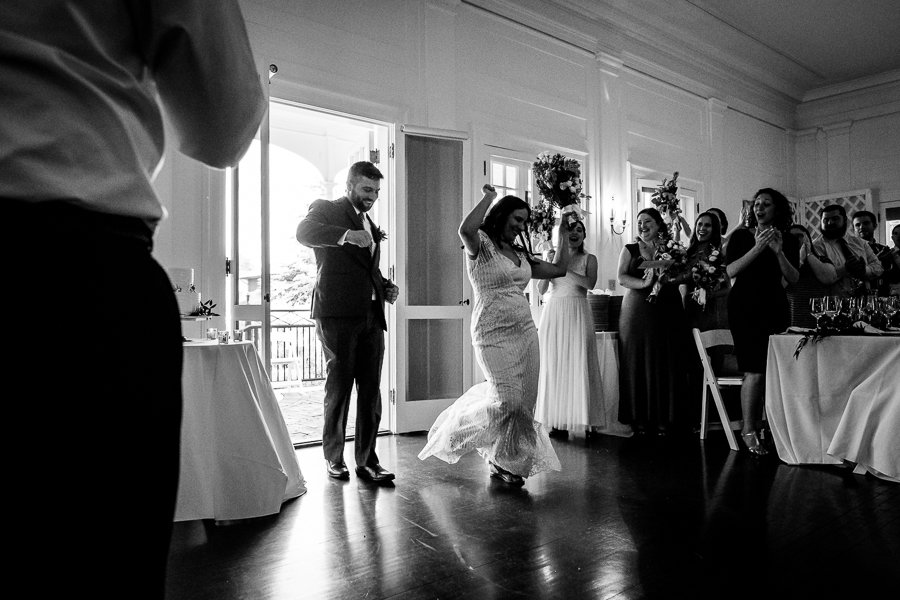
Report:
151,0,900,312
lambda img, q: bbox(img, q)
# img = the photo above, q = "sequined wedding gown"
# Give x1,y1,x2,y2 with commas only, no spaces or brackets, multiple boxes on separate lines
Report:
418,231,560,477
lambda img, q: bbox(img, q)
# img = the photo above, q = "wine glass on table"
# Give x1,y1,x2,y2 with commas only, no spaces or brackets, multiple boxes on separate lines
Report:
809,297,825,329
823,296,840,326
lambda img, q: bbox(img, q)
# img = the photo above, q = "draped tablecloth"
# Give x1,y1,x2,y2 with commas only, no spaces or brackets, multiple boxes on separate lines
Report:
591,332,632,437
176,341,306,521
765,334,900,482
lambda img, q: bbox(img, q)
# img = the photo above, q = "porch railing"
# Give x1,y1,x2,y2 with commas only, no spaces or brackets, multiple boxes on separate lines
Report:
244,310,326,387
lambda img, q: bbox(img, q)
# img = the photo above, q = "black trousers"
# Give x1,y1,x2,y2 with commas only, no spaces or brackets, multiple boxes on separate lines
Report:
5,201,183,599
316,302,385,467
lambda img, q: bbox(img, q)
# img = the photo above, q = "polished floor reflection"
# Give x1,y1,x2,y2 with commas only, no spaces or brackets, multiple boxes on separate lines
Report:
166,432,899,599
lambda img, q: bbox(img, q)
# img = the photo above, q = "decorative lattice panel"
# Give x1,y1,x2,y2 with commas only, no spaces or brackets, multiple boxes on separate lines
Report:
798,189,871,240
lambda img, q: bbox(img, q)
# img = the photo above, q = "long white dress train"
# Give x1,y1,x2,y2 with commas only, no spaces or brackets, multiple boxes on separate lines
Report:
418,231,560,478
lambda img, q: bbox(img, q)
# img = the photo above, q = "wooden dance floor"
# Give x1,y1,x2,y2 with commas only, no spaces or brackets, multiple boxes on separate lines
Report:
166,431,899,599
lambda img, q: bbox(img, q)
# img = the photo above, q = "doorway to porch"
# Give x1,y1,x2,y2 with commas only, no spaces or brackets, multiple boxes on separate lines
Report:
231,100,390,446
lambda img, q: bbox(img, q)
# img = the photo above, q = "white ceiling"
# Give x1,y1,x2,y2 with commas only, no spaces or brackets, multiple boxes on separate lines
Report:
496,0,900,105
684,0,900,86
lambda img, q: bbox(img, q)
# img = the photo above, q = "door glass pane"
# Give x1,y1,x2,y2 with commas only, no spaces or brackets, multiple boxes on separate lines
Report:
406,135,463,306
408,319,464,401
492,162,504,185
236,136,262,305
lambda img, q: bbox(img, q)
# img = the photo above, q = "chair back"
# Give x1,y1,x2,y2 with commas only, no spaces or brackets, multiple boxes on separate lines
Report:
692,327,740,451
693,328,730,371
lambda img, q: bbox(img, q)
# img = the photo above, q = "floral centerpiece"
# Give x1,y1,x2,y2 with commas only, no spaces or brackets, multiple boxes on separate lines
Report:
526,152,590,253
192,299,219,317
689,247,727,308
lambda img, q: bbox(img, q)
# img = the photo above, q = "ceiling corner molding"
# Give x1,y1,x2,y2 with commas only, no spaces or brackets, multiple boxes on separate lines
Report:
461,0,597,55
707,98,728,113
802,69,900,103
595,51,624,71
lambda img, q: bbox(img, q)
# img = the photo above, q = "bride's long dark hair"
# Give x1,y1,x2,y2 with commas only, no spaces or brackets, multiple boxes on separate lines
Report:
480,195,537,262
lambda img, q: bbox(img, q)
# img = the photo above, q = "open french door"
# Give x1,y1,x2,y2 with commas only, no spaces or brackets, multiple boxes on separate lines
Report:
391,125,474,432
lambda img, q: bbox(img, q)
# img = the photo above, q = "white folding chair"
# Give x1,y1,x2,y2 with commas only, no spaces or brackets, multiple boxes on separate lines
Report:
692,328,741,451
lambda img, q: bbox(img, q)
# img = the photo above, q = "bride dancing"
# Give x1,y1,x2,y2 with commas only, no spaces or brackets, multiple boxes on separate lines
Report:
418,184,571,486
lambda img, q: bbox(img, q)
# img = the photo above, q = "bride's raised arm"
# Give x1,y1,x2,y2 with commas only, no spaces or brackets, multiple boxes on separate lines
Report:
459,184,498,258
530,223,572,280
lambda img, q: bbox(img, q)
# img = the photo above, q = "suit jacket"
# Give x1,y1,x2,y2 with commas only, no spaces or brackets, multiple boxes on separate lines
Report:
296,197,388,330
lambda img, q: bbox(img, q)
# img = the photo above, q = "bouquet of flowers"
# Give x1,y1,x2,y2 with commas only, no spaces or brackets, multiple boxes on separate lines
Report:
528,202,555,253
689,247,727,308
527,152,590,253
650,171,680,215
532,152,589,209
646,237,689,303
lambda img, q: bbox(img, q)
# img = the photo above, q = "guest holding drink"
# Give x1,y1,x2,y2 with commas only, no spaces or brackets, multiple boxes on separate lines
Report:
419,185,571,486
726,189,800,455
617,208,693,436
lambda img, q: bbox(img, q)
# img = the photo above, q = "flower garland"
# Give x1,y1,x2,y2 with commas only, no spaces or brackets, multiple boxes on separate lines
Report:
527,151,590,253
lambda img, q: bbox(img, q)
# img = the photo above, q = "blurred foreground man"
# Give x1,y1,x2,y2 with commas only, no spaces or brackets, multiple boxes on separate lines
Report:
0,1,265,597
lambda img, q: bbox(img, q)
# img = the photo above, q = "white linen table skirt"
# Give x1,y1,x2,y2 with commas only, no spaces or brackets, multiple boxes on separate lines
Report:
765,334,900,482
176,341,306,521
591,332,632,437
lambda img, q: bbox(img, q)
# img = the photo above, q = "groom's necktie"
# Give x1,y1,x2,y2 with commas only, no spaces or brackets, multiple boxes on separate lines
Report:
362,215,375,255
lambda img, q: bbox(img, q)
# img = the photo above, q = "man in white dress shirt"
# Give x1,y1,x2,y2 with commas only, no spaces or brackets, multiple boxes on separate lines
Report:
1,1,265,597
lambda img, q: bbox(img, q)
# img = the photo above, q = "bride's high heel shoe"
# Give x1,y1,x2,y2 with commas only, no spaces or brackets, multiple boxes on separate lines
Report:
489,462,525,486
741,431,768,456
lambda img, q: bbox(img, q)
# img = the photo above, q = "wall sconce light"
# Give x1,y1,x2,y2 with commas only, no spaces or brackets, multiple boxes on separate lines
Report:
609,197,626,235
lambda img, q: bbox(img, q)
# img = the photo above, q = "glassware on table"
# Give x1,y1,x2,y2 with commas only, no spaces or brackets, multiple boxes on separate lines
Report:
886,296,900,327
823,296,840,319
206,327,218,341
809,297,825,327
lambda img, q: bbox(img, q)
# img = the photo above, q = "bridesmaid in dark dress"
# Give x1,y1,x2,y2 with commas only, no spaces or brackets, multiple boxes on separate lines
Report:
726,188,799,455
617,207,692,435
683,212,729,331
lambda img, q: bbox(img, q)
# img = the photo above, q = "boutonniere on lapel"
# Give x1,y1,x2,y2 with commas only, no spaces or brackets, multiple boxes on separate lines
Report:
372,224,388,243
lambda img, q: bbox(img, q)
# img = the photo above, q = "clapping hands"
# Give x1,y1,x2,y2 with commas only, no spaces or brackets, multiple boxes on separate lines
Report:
755,227,781,253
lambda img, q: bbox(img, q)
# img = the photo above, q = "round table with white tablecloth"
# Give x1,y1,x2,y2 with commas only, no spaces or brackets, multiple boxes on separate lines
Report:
176,341,306,522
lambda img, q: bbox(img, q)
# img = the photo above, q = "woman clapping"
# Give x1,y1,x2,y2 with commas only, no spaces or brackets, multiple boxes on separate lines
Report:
726,188,799,455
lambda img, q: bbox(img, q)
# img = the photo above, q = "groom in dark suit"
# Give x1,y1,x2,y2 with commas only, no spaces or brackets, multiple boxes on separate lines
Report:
296,161,399,482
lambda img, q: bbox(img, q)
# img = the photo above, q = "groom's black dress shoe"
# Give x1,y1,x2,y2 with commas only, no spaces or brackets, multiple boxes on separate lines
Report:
326,460,350,480
355,464,395,483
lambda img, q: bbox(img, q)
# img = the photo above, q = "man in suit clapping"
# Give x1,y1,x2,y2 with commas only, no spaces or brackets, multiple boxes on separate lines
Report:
296,161,399,483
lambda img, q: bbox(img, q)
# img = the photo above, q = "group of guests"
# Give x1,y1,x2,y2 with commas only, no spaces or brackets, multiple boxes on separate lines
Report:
419,183,900,483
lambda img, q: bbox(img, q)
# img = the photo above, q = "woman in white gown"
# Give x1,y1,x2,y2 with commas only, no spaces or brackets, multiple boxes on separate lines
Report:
418,184,571,486
534,220,632,438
